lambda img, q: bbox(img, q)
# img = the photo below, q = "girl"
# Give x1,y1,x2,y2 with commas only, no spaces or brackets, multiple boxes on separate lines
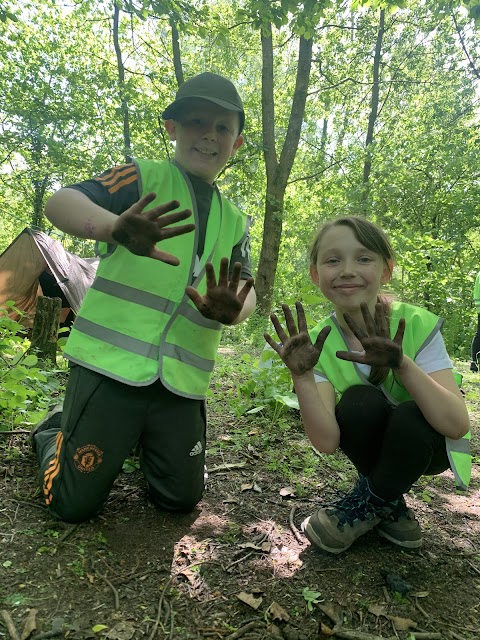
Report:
265,216,471,554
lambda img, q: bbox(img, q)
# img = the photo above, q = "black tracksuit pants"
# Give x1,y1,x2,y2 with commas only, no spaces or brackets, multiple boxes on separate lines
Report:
336,385,450,501
34,365,207,523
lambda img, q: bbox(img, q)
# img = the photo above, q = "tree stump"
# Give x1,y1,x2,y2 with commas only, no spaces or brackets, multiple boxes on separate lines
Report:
30,296,62,363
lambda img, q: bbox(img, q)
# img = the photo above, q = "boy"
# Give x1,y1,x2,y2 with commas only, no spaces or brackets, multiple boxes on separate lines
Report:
33,72,256,523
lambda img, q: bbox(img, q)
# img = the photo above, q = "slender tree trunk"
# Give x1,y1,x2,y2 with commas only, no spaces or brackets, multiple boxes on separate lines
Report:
256,30,313,316
170,17,184,86
113,2,131,162
361,9,385,212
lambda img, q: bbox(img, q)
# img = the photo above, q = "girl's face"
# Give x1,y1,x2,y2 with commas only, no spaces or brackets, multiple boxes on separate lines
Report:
310,225,392,316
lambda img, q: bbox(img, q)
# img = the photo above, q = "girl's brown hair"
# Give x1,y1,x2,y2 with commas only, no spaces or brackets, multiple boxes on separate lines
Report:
310,216,395,386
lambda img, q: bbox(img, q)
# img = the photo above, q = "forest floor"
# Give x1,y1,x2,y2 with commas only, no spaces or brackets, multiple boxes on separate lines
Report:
0,351,479,640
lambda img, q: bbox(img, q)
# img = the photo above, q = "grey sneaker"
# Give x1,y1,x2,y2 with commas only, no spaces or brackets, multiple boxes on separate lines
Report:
30,404,63,455
301,477,391,554
376,496,422,549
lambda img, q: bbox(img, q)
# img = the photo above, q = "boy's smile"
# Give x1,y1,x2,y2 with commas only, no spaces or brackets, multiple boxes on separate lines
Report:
164,99,243,184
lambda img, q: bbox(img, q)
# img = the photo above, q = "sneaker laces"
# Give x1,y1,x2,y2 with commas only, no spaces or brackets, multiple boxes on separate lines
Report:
383,495,411,522
325,478,389,528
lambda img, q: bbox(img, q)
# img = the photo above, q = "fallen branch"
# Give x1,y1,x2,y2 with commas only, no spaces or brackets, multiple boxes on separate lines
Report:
288,506,304,544
0,430,30,436
95,571,120,610
208,462,247,473
0,610,20,640
226,620,258,639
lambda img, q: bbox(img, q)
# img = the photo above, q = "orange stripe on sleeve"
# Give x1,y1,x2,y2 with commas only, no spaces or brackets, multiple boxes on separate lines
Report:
96,165,136,187
108,173,138,194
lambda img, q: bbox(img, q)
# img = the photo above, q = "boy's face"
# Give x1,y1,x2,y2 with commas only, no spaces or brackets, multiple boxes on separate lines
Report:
164,99,243,184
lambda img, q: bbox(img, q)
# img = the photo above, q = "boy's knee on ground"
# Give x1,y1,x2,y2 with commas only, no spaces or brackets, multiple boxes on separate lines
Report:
47,498,103,524
148,481,205,513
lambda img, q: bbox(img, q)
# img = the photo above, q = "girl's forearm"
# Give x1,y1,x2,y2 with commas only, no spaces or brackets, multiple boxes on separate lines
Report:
291,372,340,454
394,356,470,438
45,188,119,242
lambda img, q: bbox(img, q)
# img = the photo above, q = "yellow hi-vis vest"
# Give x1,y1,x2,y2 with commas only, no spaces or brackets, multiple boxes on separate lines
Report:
64,159,250,399
309,301,472,490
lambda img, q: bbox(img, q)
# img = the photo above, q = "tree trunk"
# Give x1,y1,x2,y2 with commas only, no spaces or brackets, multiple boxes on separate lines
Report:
256,29,313,316
30,296,61,363
113,2,131,162
361,9,385,211
170,17,184,86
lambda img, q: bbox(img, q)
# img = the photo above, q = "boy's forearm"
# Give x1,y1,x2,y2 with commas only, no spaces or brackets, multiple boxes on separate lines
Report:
394,356,470,438
45,188,119,242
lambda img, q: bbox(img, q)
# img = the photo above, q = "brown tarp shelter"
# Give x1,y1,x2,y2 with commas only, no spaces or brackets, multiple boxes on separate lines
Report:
0,228,98,327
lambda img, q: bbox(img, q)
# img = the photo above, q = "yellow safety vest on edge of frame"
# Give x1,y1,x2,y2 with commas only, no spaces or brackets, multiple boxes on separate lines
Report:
64,159,250,400
309,301,472,490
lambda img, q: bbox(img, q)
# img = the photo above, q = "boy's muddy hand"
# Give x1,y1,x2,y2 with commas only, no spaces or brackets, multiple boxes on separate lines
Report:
264,302,331,376
186,258,255,325
112,192,195,264
337,302,405,370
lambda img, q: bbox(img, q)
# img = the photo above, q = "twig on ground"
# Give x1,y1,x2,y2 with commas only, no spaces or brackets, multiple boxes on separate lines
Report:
226,620,259,639
95,571,120,610
224,550,254,572
466,559,480,576
209,462,247,473
288,506,304,544
411,597,430,619
0,610,20,640
0,430,30,436
56,524,80,547
148,578,172,640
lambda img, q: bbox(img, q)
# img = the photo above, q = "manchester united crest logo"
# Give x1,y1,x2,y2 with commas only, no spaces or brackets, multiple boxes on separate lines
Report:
73,444,103,473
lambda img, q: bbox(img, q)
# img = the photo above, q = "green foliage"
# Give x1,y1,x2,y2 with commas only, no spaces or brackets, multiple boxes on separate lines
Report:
302,586,323,611
0,302,65,430
237,349,299,419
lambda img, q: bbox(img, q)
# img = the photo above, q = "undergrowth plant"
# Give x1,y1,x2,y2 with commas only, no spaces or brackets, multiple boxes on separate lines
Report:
237,348,299,419
0,302,66,431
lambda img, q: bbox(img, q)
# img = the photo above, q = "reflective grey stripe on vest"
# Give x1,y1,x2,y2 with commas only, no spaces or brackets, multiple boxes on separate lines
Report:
92,276,174,314
445,437,471,454
74,317,158,359
163,343,215,373
182,304,221,330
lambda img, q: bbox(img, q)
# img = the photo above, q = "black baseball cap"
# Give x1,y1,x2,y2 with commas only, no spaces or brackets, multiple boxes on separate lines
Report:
161,72,245,133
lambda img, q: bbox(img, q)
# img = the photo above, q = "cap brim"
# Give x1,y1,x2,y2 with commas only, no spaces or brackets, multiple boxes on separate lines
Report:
162,95,243,120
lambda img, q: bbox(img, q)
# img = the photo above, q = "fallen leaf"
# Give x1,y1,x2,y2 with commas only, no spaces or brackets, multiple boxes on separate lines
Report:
388,615,418,631
240,482,262,493
368,604,387,618
236,592,263,609
106,621,136,640
266,601,290,622
92,624,109,633
266,622,283,638
413,591,430,598
318,602,344,626
20,608,37,640
279,487,296,497
319,622,335,636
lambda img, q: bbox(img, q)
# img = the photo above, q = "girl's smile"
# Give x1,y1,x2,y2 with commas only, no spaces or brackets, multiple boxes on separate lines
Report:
310,225,392,319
